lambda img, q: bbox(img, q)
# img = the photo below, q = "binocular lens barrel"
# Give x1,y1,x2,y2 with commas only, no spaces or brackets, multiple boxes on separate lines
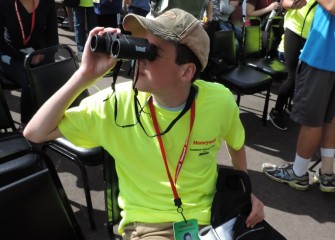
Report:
90,33,157,61
90,35,108,53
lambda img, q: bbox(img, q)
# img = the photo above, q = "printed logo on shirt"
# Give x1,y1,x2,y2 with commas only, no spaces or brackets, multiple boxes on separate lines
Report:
190,138,217,156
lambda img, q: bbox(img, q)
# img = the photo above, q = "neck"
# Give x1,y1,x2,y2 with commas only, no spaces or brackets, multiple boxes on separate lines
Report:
152,86,192,109
19,0,37,13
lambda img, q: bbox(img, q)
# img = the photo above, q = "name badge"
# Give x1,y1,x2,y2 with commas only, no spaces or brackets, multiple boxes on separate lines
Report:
173,219,200,240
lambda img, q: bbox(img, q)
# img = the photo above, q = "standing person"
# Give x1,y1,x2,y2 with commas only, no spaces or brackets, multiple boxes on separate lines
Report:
93,0,122,28
149,0,212,20
268,0,317,131
73,0,97,61
212,0,243,50
124,0,150,17
0,0,59,127
262,1,335,192
246,0,280,23
24,8,264,239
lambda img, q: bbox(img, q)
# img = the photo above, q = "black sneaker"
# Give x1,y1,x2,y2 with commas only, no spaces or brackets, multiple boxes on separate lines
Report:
268,109,288,131
262,163,309,190
313,169,335,192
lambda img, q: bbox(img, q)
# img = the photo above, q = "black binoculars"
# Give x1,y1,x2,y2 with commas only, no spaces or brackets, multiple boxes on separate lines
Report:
90,32,157,61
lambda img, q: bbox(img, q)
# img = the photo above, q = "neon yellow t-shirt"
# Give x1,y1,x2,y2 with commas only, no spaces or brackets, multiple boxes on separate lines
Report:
59,80,245,232
284,0,317,39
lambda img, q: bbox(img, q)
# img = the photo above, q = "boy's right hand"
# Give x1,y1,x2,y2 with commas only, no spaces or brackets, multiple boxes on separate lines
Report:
77,27,120,83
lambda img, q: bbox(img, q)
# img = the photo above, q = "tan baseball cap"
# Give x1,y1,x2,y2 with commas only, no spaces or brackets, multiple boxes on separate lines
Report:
123,8,209,71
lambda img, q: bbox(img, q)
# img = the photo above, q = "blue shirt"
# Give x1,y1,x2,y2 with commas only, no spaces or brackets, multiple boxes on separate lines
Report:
300,5,335,72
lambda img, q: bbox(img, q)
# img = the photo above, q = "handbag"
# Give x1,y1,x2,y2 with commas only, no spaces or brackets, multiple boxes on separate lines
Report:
62,0,80,7
210,167,286,240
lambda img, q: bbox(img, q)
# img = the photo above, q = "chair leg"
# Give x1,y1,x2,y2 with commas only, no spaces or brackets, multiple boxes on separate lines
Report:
42,145,97,231
75,160,97,231
262,89,271,126
236,94,241,106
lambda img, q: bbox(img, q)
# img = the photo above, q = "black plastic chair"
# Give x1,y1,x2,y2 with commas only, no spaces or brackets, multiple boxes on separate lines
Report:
0,85,42,187
103,154,122,240
212,29,273,125
243,17,287,81
0,148,85,240
24,44,105,231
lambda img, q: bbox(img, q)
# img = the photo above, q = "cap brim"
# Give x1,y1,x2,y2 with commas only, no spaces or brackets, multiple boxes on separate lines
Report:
123,14,180,42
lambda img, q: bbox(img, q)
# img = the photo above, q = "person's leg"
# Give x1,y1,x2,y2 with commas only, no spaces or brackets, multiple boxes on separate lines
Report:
263,63,331,190
73,6,86,53
320,117,335,174
314,117,335,192
123,222,174,240
275,29,304,112
269,29,305,131
86,6,97,32
66,7,74,31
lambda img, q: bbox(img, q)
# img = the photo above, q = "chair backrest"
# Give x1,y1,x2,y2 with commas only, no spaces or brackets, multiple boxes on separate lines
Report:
0,148,85,240
212,30,237,66
241,23,263,61
264,16,284,58
24,44,89,109
0,86,17,132
103,153,122,239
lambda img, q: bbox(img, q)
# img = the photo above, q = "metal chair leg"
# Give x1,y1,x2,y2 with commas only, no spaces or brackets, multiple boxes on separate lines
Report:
75,160,96,231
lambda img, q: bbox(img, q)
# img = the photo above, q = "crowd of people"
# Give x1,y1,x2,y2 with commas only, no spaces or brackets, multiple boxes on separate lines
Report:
1,0,334,239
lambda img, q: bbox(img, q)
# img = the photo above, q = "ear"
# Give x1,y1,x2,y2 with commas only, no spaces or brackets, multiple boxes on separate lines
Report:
179,63,196,82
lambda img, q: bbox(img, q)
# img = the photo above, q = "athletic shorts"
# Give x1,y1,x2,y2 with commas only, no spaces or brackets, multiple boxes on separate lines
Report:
291,61,335,127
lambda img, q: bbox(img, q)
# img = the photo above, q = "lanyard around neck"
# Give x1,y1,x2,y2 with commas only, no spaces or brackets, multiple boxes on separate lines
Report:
15,0,36,46
149,93,196,220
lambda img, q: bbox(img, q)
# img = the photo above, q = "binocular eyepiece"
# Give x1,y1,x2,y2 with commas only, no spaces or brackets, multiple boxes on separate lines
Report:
90,32,158,61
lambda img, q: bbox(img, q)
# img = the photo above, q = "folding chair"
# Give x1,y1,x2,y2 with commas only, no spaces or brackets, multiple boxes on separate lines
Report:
244,17,287,82
103,154,122,240
0,148,85,240
212,28,273,125
24,44,105,230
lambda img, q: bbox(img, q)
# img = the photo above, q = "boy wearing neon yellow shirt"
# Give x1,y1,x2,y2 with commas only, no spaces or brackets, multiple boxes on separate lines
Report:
24,8,264,239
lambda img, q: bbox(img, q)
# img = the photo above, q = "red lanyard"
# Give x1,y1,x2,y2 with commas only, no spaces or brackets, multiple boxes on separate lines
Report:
15,0,36,46
149,96,195,218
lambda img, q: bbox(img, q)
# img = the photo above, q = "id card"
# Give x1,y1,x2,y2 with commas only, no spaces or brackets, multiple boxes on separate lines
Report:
173,219,200,240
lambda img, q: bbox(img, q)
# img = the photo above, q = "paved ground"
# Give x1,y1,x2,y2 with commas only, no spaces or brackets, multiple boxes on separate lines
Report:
4,25,335,240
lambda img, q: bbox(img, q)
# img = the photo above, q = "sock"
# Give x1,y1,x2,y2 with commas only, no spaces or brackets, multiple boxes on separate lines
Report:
293,154,311,177
320,148,335,175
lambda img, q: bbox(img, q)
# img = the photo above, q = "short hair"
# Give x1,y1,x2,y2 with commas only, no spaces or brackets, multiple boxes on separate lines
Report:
175,44,201,82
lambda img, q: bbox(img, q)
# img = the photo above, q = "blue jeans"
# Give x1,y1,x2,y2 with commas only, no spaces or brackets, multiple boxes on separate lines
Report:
73,6,97,53
0,54,35,124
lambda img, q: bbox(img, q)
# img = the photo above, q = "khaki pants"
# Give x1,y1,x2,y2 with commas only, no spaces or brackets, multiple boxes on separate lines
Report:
122,222,174,240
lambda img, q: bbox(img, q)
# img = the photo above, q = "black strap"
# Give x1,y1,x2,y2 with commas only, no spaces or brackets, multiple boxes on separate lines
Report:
300,0,318,37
